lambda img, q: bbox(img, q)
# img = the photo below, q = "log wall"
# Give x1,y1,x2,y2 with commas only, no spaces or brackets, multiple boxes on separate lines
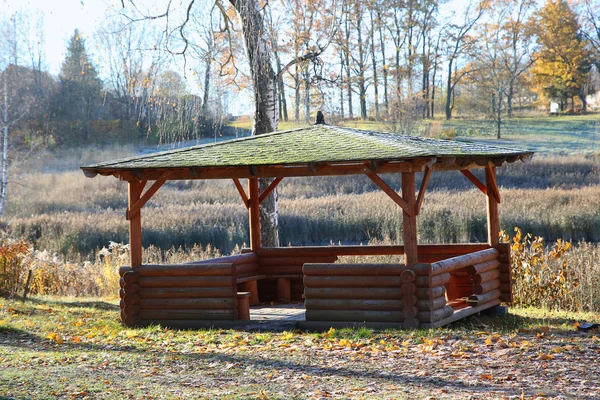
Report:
119,262,241,327
412,246,509,327
303,263,419,328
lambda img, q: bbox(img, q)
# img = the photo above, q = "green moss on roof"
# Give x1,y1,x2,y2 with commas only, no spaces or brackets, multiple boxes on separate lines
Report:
83,125,532,171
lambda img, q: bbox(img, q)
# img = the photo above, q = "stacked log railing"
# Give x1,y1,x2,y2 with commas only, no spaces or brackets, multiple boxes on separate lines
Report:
118,243,511,328
413,248,503,327
119,263,239,327
303,263,420,328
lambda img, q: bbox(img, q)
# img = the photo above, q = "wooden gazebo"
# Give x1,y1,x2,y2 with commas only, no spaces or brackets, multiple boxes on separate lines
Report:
82,124,532,329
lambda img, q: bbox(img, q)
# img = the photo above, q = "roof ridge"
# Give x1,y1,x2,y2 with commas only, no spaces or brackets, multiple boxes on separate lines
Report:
84,126,315,168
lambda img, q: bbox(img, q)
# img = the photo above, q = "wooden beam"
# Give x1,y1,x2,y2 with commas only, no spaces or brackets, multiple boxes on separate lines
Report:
232,178,249,208
364,166,411,215
402,172,418,267
485,164,501,203
460,170,486,195
486,165,500,246
95,159,431,182
258,177,283,204
416,167,431,215
128,181,144,269
126,173,169,220
248,178,261,250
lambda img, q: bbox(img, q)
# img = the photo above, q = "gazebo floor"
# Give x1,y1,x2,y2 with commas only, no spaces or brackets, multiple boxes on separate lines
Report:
250,302,305,321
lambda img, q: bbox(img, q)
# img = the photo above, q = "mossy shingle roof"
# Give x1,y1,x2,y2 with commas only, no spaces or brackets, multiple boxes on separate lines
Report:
82,125,532,173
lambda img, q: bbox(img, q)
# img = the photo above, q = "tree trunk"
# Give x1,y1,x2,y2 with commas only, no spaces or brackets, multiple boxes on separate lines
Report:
445,59,453,120
356,15,367,120
507,77,514,118
295,64,300,123
202,49,212,116
370,8,379,122
344,18,353,119
304,67,310,123
233,0,279,247
339,51,345,120
378,13,389,120
0,73,8,216
496,88,502,139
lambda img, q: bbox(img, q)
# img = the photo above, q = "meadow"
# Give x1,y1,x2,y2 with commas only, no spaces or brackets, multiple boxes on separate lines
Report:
1,114,599,310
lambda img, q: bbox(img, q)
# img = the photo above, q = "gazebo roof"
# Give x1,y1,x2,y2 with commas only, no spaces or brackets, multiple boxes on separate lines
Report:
81,125,533,180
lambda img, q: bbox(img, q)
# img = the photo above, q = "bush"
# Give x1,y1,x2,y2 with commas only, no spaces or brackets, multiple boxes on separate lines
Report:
503,228,579,311
0,237,33,298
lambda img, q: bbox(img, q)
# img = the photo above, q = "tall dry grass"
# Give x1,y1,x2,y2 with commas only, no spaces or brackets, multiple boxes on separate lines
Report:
5,148,600,255
2,145,599,310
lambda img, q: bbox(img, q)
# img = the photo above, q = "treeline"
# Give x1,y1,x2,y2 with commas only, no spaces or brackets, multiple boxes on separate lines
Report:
0,17,228,149
264,0,599,126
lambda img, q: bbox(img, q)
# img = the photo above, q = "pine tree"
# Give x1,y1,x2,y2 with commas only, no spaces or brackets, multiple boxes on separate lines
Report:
532,0,592,112
57,29,102,142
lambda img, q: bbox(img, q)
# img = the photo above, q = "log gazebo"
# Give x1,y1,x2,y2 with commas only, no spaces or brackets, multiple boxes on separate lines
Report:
81,123,533,329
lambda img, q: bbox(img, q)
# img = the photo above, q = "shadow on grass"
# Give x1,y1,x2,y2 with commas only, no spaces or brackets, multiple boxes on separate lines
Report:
14,296,119,311
2,309,586,399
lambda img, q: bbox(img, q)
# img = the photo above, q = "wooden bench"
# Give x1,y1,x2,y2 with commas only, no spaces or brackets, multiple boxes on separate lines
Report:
267,274,303,303
196,253,265,306
236,272,267,305
236,291,251,320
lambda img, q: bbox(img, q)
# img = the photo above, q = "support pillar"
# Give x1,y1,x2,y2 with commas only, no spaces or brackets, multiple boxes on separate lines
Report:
401,172,418,267
248,178,261,251
485,165,500,247
128,180,144,269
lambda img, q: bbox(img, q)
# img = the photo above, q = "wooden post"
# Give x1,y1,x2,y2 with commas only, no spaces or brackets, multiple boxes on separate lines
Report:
248,178,261,250
402,172,418,267
128,180,144,269
485,165,500,246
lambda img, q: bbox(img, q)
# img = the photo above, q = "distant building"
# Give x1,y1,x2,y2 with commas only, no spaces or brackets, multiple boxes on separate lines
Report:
586,90,600,111
550,102,559,114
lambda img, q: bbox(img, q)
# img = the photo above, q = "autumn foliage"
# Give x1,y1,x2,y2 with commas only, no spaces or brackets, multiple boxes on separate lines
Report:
502,227,580,311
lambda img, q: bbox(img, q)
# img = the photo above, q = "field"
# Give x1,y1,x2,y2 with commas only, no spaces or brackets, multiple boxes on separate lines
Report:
1,114,600,398
2,297,600,399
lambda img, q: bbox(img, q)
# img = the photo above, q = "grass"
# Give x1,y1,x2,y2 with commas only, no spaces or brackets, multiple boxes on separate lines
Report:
1,296,600,399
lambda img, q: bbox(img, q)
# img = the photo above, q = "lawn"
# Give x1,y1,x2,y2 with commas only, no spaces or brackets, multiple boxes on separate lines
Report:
1,297,599,399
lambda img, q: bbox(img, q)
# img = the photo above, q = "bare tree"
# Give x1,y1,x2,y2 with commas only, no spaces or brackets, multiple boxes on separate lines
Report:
443,0,486,120
117,0,335,246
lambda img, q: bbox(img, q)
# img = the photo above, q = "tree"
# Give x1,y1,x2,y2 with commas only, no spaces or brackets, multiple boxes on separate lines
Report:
57,29,103,142
443,0,486,120
531,0,592,112
579,0,600,71
97,19,165,141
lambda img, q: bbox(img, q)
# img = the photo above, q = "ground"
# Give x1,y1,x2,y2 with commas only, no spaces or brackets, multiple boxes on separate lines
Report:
1,297,599,399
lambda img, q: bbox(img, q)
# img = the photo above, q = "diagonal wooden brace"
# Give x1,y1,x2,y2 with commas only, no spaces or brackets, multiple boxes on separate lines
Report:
126,172,170,220
364,164,412,215
232,178,250,208
460,169,487,195
258,177,283,204
416,167,432,215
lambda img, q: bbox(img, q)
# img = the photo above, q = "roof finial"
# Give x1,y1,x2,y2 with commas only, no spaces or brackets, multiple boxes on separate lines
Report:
315,111,326,125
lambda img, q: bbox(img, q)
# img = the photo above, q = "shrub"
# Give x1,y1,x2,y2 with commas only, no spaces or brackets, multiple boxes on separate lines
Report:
503,228,579,311
0,237,33,298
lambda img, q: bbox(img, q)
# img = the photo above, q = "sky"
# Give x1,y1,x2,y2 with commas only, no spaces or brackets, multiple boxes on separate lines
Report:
1,0,122,75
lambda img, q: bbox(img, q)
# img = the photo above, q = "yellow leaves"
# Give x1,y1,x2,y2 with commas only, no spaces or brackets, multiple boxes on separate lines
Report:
46,332,64,344
338,338,352,347
537,352,554,361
